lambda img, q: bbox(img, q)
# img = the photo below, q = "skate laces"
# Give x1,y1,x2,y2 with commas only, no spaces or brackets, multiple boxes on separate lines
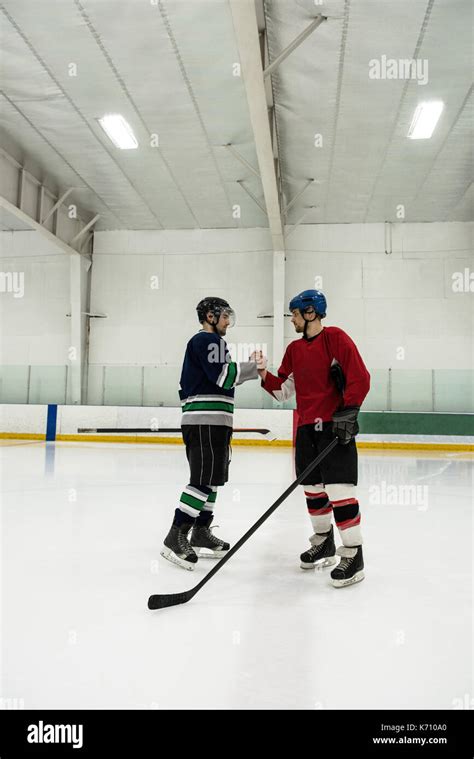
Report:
335,546,358,569
306,530,330,557
338,555,354,571
202,525,224,547
177,529,193,554
306,542,325,559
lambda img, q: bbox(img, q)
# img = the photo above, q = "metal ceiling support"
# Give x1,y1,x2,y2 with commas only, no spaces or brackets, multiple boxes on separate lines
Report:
225,144,260,179
17,168,25,210
236,180,266,215
283,179,316,216
0,195,87,258
69,253,83,405
0,147,43,189
229,0,284,249
0,146,95,256
79,232,94,254
37,185,44,224
229,0,286,368
285,206,317,240
0,147,83,219
263,15,326,79
71,214,100,244
41,187,74,225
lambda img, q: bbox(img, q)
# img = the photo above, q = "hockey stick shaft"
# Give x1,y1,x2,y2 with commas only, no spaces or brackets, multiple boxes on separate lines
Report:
148,436,339,609
78,427,273,435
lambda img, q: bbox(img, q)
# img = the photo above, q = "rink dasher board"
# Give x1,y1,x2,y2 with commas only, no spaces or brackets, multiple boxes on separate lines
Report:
0,403,473,450
0,432,473,452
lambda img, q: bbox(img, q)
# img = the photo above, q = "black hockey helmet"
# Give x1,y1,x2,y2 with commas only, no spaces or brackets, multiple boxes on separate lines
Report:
196,297,236,327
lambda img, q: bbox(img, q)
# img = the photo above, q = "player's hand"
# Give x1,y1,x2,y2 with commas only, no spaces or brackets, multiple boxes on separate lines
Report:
332,406,359,445
250,350,267,370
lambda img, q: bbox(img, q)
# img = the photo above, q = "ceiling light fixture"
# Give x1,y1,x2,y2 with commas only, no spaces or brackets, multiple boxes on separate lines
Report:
98,114,138,149
408,101,444,139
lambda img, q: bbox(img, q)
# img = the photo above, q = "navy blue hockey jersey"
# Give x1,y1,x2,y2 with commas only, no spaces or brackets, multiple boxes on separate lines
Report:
179,330,258,426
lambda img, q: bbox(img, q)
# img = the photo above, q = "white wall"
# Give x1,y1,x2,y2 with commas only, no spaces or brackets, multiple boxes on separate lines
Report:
285,222,473,370
88,228,274,404
90,228,273,362
0,231,71,364
91,222,473,371
0,231,90,402
2,222,472,408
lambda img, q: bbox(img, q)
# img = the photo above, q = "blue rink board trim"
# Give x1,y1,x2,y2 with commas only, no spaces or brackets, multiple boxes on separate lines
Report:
46,404,58,441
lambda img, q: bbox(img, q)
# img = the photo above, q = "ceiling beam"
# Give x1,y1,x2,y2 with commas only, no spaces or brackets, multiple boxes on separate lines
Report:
71,214,100,244
225,144,260,179
263,15,327,79
285,206,318,240
0,146,87,226
229,0,285,252
41,187,74,225
236,180,266,215
0,195,88,258
229,0,286,368
284,179,316,216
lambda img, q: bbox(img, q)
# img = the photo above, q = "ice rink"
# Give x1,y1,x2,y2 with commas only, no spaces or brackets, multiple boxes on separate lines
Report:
2,440,472,710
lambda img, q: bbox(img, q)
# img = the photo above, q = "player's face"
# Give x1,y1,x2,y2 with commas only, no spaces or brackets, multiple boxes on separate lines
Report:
291,309,305,332
215,312,231,335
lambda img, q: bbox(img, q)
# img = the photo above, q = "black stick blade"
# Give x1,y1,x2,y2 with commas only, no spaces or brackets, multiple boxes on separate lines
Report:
147,590,193,610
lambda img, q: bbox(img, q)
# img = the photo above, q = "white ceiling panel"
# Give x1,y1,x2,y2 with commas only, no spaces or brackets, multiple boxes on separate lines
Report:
0,0,265,229
265,0,472,223
0,0,471,228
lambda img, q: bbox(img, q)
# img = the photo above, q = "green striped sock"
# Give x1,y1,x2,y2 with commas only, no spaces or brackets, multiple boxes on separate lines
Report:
179,492,204,512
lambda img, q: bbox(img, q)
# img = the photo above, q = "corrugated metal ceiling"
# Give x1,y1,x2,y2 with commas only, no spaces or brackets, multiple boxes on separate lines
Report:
0,0,471,228
266,0,472,223
0,0,264,230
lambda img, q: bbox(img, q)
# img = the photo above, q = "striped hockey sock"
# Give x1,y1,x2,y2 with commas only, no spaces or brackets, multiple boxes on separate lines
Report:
326,484,362,546
178,484,213,519
196,486,218,525
333,498,362,545
303,485,333,533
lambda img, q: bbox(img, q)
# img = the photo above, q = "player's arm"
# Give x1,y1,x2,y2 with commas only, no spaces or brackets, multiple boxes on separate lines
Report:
332,331,370,444
259,345,295,402
197,334,258,389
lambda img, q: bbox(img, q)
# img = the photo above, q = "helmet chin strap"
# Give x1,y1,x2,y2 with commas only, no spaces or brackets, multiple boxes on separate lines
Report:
205,314,219,333
302,309,317,337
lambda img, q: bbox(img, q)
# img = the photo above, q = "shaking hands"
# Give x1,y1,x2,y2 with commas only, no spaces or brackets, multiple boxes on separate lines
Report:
250,350,268,379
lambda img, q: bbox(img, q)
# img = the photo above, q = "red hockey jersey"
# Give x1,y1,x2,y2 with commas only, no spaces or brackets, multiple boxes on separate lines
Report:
262,326,370,426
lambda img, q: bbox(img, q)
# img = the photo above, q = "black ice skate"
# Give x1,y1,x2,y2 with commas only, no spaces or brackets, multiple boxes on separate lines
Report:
330,545,364,587
300,525,337,570
190,513,230,558
161,522,198,571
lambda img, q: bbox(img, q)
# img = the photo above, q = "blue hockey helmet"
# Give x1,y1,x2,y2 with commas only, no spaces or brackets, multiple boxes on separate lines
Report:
289,289,327,319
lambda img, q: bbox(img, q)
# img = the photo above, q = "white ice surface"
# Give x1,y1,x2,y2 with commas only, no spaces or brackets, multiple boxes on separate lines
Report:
1,441,472,710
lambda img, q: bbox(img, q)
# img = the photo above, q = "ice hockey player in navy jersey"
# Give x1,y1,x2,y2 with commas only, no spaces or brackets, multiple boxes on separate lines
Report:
161,297,260,570
257,289,370,587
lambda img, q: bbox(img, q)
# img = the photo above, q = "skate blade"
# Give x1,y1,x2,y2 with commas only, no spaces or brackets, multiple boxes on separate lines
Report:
193,546,229,559
300,556,337,570
160,547,195,571
331,569,365,588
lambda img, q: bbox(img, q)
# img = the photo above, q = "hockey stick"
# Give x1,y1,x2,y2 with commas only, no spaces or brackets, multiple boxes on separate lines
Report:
77,427,275,440
148,436,339,610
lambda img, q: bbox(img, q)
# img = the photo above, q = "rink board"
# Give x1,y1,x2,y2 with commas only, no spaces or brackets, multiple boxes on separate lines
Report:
0,404,473,450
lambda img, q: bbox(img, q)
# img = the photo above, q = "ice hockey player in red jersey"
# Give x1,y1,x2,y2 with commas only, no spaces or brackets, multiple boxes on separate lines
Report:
255,289,370,587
